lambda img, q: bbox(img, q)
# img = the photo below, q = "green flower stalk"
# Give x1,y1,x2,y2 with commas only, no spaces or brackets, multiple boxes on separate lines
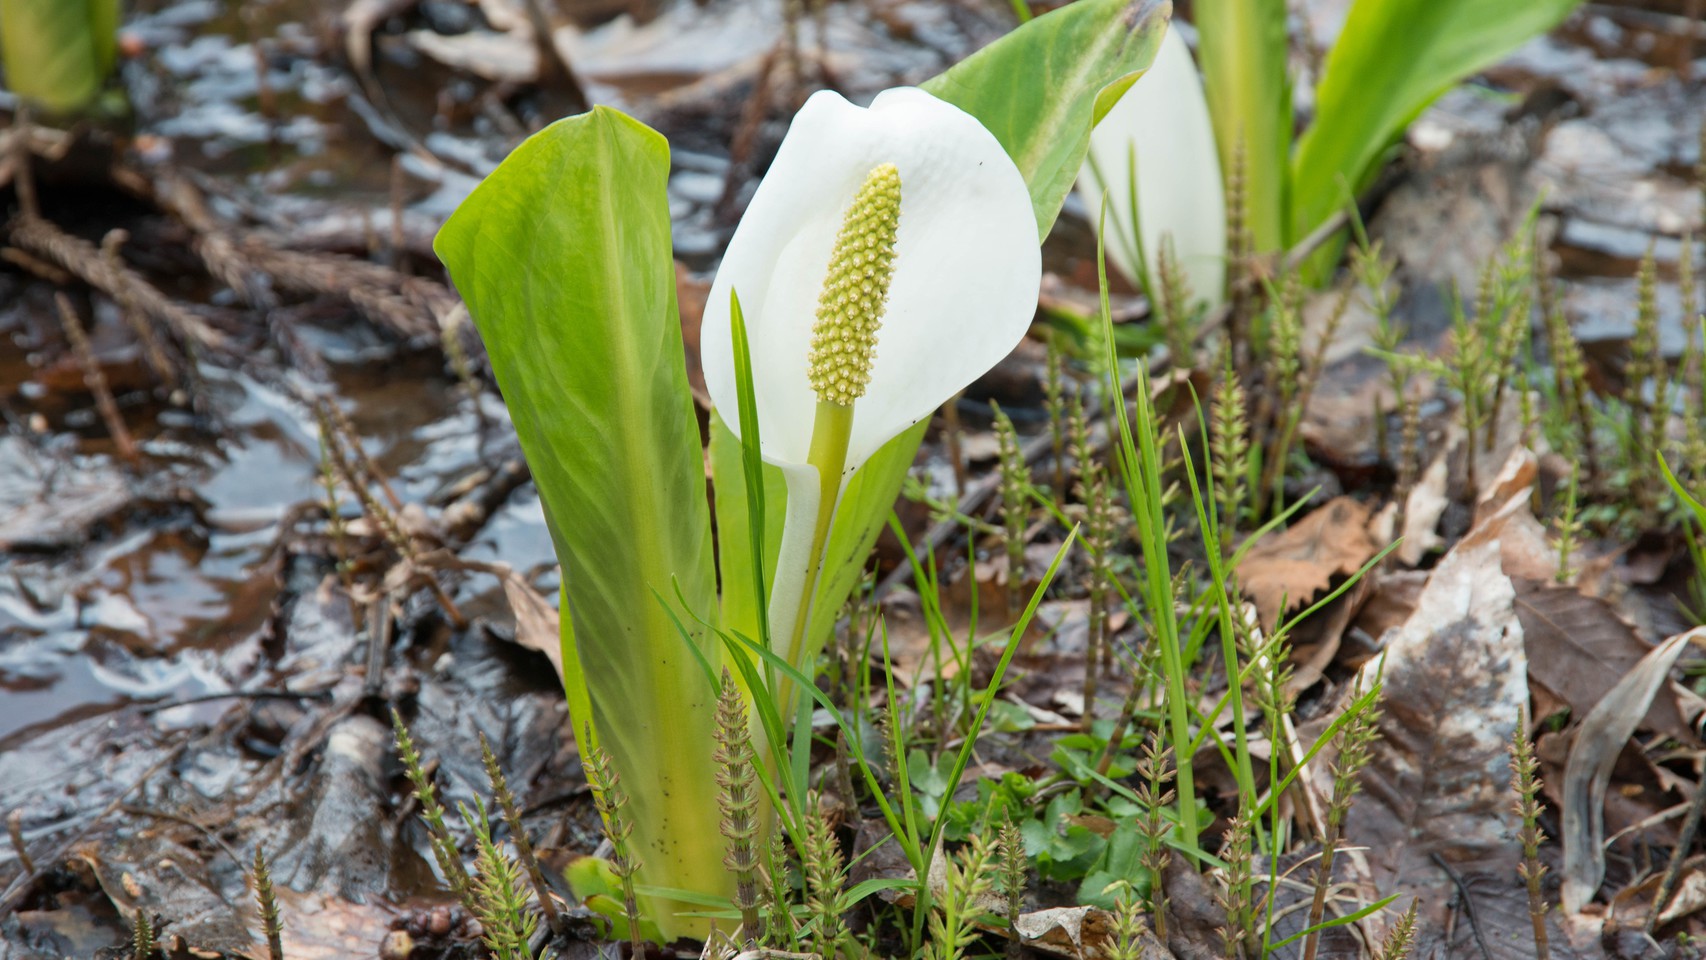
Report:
777,162,903,693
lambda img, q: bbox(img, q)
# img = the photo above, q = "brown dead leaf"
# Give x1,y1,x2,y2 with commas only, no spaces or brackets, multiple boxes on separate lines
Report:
1517,582,1695,743
1237,497,1378,629
1608,856,1706,927
497,565,563,674
435,554,563,673
1305,517,1528,944
1350,569,1429,644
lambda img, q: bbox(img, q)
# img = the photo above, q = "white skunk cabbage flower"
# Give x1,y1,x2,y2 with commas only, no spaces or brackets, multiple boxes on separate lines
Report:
1079,26,1226,310
702,87,1040,672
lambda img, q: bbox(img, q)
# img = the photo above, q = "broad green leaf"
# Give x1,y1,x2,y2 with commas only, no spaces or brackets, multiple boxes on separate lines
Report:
1291,0,1581,247
435,106,727,939
921,0,1169,241
0,0,119,114
1194,0,1291,253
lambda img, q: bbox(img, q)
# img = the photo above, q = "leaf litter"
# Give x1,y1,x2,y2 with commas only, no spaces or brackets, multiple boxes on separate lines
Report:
4,0,1706,956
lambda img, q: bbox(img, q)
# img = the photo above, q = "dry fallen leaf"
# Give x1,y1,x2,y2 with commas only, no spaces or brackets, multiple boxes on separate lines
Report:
1561,627,1706,913
1237,496,1379,629
1304,507,1528,945
1517,582,1694,742
1012,905,1172,960
1369,448,1448,565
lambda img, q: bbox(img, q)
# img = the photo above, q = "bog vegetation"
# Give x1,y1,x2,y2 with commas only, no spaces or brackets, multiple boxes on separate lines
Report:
1,0,1703,957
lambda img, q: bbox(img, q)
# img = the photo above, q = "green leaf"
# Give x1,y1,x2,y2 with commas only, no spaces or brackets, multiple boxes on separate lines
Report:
0,0,120,114
921,0,1169,241
1291,0,1582,247
435,106,727,939
1194,0,1291,252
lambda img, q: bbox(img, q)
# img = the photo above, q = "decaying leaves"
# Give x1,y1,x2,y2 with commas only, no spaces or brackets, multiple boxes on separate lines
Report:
1306,505,1528,944
1237,496,1379,629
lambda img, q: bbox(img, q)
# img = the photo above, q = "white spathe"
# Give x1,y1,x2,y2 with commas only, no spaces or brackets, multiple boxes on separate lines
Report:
1079,26,1226,309
701,86,1040,659
703,86,1041,477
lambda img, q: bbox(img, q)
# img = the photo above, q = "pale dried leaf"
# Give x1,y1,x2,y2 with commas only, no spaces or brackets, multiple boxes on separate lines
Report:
1307,516,1527,943
497,565,563,674
1561,627,1706,913
409,29,540,84
1012,905,1171,960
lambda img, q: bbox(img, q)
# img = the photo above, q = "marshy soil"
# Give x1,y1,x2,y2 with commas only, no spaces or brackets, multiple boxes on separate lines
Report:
1,0,1704,957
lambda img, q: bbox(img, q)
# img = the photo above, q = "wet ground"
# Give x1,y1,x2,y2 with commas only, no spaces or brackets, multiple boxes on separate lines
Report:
0,0,1702,955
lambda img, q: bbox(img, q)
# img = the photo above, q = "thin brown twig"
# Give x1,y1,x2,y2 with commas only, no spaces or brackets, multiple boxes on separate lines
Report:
101,230,178,386
11,216,226,350
1648,770,1706,934
6,811,33,875
10,104,39,221
55,293,141,466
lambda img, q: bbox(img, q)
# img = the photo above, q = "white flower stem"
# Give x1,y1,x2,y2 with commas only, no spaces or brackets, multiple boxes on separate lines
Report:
769,400,853,715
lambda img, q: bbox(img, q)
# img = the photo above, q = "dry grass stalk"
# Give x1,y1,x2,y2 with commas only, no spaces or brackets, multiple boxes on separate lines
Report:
13,216,226,350
55,293,140,466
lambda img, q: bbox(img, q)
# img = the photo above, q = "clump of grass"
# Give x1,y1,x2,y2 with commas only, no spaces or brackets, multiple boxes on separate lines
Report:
999,817,1027,959
1107,880,1150,960
479,732,564,935
1539,269,1600,480
1625,246,1665,514
1680,242,1705,481
1555,466,1584,584
1156,235,1197,366
1217,815,1257,958
929,833,997,960
761,831,799,949
993,401,1030,620
1224,142,1256,364
1071,390,1118,721
132,911,157,960
1378,902,1420,960
1485,232,1536,454
1210,348,1252,544
461,797,545,960
1135,735,1175,944
1255,275,1304,516
800,793,850,959
1045,339,1068,499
